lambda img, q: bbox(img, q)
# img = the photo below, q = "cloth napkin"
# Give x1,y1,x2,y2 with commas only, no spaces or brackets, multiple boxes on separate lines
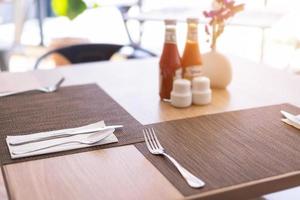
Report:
282,118,300,129
0,70,64,93
6,121,118,159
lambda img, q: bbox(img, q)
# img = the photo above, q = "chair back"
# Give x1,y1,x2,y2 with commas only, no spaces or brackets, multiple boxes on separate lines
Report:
34,43,123,69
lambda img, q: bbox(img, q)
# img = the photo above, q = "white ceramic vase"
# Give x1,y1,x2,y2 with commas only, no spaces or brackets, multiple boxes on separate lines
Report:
202,50,232,89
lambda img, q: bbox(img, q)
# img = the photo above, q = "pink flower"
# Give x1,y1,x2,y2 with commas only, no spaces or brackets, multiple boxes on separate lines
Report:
203,0,244,50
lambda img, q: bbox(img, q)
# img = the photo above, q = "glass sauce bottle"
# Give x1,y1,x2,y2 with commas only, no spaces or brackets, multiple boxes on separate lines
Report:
159,19,182,100
182,18,203,80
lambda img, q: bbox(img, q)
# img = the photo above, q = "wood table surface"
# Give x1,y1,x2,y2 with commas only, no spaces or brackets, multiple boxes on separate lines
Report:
0,169,8,200
1,56,300,200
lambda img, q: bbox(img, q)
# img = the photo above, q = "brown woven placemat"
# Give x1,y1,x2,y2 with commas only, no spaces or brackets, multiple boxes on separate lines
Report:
0,84,144,164
136,103,300,197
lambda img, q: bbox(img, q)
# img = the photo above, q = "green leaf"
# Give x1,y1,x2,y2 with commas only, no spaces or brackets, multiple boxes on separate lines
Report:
51,0,87,20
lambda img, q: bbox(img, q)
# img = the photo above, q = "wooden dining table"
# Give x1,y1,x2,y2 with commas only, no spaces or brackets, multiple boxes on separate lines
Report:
1,55,300,200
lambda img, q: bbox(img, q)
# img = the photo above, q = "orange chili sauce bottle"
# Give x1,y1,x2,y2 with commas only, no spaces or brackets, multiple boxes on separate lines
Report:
182,18,203,80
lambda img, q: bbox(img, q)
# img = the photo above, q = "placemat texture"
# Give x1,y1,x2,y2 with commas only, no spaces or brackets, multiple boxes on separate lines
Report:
0,84,144,164
136,103,300,197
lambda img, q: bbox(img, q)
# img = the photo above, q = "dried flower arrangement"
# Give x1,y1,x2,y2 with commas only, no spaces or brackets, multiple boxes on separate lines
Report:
203,0,245,50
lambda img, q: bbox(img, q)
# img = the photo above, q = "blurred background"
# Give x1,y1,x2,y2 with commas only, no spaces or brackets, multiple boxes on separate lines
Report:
0,0,299,73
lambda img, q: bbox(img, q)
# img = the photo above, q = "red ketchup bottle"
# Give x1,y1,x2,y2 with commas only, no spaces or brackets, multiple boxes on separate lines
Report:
159,19,182,100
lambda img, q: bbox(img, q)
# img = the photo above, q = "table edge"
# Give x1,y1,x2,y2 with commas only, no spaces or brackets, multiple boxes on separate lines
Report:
184,171,300,200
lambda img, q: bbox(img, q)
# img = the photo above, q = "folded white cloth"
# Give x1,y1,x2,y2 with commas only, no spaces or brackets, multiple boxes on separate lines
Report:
0,71,64,93
6,121,118,159
282,118,300,129
7,121,105,144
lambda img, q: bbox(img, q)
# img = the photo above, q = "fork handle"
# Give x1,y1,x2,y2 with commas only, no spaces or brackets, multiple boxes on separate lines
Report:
162,152,205,188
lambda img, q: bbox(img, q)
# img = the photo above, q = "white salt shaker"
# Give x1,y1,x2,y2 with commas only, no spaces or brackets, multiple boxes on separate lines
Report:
170,79,192,108
192,76,212,105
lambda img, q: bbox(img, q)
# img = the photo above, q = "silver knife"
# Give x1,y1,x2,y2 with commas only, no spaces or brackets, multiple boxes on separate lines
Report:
9,125,123,146
280,110,300,125
12,129,114,155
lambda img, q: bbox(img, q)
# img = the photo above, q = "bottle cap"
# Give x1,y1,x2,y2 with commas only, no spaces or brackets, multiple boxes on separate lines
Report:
165,19,177,25
192,76,210,92
173,79,191,94
187,18,199,24
170,79,192,108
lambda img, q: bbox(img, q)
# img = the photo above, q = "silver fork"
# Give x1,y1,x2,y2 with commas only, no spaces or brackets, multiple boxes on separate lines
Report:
143,128,205,188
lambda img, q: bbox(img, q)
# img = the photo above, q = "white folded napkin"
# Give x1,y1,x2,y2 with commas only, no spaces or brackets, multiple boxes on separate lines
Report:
0,70,64,93
282,118,300,129
6,121,118,159
7,121,105,144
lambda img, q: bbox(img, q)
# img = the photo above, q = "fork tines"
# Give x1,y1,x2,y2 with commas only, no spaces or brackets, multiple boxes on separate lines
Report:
143,128,163,153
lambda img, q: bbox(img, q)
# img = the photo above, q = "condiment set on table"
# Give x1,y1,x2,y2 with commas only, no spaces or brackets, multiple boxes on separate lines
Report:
171,77,211,108
159,18,212,108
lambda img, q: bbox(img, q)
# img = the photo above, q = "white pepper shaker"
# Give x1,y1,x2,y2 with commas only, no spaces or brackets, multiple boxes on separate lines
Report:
170,79,192,108
192,76,212,105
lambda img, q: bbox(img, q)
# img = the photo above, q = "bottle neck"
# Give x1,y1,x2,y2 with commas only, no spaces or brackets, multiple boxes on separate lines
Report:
164,28,177,44
187,24,198,42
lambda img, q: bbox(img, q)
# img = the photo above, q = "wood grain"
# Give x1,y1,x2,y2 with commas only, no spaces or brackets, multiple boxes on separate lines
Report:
54,56,300,125
2,56,300,125
4,145,183,200
0,170,8,200
2,56,300,200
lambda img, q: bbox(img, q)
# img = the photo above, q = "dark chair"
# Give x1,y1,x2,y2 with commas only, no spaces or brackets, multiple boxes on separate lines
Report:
34,43,157,69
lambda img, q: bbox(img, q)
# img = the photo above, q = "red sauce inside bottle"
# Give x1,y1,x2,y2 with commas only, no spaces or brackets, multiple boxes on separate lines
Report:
159,21,182,100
